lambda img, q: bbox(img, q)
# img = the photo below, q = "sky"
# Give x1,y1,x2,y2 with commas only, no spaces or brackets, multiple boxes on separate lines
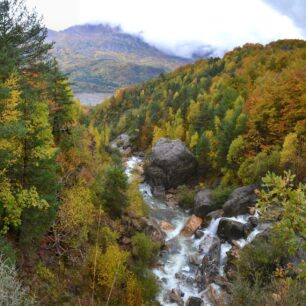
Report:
26,0,306,58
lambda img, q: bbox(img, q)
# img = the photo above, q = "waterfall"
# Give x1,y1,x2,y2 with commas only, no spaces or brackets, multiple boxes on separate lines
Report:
124,156,262,305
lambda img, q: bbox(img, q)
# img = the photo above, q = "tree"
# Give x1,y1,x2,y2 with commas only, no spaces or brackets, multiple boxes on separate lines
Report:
93,165,128,218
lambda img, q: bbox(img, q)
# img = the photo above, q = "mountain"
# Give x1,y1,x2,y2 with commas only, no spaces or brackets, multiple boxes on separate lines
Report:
47,24,191,94
93,39,306,183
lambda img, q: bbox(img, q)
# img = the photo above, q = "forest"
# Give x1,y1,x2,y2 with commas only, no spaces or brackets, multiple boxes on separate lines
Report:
0,0,305,305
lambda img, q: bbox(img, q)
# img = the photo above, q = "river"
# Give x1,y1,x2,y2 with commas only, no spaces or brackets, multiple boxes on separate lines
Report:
125,156,262,305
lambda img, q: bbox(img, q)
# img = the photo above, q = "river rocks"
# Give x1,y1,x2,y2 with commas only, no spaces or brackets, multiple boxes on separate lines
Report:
189,253,202,266
166,192,179,208
186,296,204,306
197,236,221,289
152,185,166,199
180,215,203,237
167,289,184,305
194,230,205,239
145,138,197,190
224,244,241,280
248,216,258,227
217,219,252,242
141,217,166,245
223,185,258,217
111,133,132,156
194,189,220,217
160,221,175,231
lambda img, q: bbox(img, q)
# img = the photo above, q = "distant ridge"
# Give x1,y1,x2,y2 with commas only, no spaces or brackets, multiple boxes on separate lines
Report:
48,24,194,93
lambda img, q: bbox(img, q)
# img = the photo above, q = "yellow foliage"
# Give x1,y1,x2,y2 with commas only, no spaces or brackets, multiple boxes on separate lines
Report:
152,126,165,144
189,132,199,149
56,185,95,249
127,175,147,217
93,244,129,289
126,273,143,306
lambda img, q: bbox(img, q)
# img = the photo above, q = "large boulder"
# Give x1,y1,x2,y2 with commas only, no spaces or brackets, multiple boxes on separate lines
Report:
180,215,203,237
217,219,252,242
223,185,258,217
145,138,197,190
194,189,219,217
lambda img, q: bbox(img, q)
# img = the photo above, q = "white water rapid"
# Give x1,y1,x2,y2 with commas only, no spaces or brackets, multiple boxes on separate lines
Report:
125,156,262,305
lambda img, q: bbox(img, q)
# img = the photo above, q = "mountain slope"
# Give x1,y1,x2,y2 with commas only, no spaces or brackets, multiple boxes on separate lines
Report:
48,24,190,93
93,39,306,183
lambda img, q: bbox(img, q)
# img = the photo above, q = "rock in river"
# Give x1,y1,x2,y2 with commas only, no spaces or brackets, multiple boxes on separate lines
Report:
180,215,203,237
217,218,252,242
194,189,220,217
145,138,197,190
186,296,204,306
223,185,258,217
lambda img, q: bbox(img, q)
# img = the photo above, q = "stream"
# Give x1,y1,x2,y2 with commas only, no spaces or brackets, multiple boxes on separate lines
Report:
125,156,262,305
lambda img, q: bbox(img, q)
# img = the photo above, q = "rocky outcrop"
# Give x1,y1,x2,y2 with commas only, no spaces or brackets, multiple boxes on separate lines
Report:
194,189,219,217
186,296,204,306
180,215,203,237
145,138,197,190
223,185,258,217
111,133,132,156
196,236,221,289
217,219,252,242
141,217,166,245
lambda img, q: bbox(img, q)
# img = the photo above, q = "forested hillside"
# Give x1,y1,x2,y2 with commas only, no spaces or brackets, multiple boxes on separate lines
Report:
48,24,189,93
0,1,159,305
0,0,305,305
93,40,306,184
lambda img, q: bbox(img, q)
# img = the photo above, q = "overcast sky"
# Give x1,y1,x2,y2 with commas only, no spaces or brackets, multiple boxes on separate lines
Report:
26,0,306,58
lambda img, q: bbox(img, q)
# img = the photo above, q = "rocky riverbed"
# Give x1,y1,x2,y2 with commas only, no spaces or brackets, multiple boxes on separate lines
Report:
124,155,264,306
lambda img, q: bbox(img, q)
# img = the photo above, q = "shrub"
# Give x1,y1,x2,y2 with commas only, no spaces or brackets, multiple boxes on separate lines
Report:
177,185,196,210
127,176,148,217
211,185,234,207
131,232,157,265
238,148,281,184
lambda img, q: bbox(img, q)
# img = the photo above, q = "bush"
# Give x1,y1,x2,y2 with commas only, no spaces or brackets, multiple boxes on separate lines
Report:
238,148,281,184
177,185,196,210
211,185,234,207
127,176,148,217
131,232,157,265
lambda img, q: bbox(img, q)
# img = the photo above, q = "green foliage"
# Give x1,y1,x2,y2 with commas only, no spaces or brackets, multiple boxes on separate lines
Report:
127,175,148,217
132,232,157,265
211,185,234,207
99,226,119,252
55,185,95,250
93,40,306,184
176,185,196,209
238,148,281,184
256,171,306,255
92,164,128,218
0,235,16,267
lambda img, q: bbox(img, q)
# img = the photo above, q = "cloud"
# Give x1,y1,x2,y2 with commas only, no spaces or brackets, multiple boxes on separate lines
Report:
264,0,306,34
26,0,305,58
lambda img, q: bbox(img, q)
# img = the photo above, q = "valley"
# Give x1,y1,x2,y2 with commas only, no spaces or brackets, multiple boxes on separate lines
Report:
0,1,305,305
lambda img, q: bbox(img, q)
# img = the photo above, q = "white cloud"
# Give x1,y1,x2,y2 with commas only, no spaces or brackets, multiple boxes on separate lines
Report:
26,0,305,57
